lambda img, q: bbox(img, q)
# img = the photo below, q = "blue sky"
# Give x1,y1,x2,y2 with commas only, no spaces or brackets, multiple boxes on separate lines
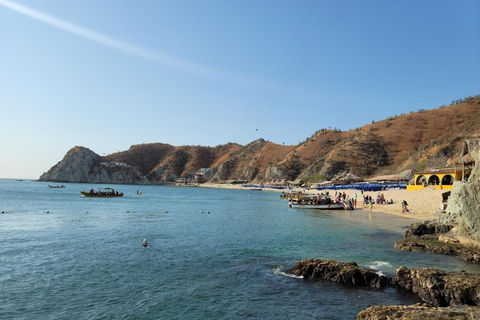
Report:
1,0,479,179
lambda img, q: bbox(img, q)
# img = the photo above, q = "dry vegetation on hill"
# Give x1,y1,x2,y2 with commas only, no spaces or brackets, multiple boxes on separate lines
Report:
41,96,480,184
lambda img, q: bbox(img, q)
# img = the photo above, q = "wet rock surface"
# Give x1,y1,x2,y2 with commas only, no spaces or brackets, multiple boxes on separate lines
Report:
393,267,480,307
290,258,389,288
395,222,480,263
357,303,480,320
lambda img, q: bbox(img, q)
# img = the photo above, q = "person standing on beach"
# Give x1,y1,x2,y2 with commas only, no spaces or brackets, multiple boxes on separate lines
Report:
369,201,373,212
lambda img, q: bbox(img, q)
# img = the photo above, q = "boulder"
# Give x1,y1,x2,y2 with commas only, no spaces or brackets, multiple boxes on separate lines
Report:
404,221,453,238
393,267,480,307
291,259,389,288
358,303,480,320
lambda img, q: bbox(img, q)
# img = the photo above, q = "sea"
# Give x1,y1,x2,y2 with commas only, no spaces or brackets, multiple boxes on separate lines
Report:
1,179,479,320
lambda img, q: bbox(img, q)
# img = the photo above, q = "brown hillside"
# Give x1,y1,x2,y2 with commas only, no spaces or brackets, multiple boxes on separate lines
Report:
44,95,480,184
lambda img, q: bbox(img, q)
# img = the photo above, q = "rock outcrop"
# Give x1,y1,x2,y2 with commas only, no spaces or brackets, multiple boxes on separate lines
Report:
393,267,480,307
403,221,453,238
39,146,147,184
290,259,389,288
358,304,480,320
441,146,480,242
394,222,480,263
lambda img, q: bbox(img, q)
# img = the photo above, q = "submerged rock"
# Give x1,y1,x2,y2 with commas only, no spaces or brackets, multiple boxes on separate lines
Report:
393,267,480,307
290,258,389,288
357,303,480,320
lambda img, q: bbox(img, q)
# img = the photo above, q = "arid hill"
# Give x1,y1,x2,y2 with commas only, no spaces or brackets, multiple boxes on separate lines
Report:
39,96,480,184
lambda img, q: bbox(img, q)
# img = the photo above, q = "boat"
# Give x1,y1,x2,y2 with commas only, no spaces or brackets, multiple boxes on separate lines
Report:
80,188,123,197
288,193,353,210
49,185,65,188
289,201,346,210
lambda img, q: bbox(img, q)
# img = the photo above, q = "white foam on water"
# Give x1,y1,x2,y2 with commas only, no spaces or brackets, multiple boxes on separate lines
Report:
272,267,304,279
367,261,392,269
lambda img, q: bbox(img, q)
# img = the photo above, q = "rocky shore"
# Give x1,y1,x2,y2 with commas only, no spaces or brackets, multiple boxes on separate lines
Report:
291,258,480,319
358,304,480,319
290,259,389,288
394,221,480,263
393,266,480,307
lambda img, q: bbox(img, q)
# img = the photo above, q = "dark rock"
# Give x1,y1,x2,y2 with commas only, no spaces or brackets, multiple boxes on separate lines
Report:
357,303,480,320
393,267,480,307
291,258,389,288
395,231,480,264
404,221,453,238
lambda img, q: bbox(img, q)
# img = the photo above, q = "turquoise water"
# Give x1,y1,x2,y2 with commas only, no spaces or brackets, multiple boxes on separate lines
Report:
1,180,479,319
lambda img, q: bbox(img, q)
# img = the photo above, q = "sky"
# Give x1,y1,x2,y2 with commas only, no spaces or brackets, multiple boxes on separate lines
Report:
0,0,479,179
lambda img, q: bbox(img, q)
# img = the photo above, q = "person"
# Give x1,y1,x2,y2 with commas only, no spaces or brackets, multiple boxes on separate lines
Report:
142,239,148,247
369,201,374,212
402,200,409,213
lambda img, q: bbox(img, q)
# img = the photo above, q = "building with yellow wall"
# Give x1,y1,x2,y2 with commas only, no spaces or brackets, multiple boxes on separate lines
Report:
407,168,470,190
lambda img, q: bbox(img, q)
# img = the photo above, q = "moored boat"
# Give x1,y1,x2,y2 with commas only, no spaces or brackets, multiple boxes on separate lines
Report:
80,188,123,197
287,192,354,210
49,185,65,188
289,202,346,210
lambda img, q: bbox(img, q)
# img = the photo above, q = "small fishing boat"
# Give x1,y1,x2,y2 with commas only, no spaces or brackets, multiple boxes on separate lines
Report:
49,185,65,188
80,188,123,197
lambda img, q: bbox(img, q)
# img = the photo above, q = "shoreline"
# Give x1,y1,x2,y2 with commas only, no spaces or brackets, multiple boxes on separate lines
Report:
200,183,441,221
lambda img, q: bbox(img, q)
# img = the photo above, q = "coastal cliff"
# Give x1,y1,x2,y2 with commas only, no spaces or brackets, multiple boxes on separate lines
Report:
441,146,480,241
38,146,147,184
39,97,480,184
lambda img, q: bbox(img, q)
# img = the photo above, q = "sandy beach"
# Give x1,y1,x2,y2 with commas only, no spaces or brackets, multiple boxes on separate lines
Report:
200,183,444,220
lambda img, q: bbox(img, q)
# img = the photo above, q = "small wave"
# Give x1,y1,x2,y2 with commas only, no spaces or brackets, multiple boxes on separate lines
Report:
272,267,303,279
367,261,392,269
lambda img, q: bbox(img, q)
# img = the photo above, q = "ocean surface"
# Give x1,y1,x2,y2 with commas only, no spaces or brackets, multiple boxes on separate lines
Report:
1,179,479,320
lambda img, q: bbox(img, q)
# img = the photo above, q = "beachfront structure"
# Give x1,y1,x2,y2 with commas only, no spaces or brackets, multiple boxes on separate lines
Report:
407,168,468,191
408,139,479,191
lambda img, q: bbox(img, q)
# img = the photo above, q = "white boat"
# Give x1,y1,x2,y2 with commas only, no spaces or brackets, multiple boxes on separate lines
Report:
288,193,353,210
289,202,346,210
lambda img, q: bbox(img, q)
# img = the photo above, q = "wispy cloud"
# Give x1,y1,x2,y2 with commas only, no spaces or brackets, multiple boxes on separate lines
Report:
0,0,241,81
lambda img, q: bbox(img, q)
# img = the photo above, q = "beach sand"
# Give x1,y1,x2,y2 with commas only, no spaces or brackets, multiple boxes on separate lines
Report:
200,183,444,220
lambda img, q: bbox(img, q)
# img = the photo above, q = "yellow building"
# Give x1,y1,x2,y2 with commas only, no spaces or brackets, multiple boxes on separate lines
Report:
407,168,470,191
407,139,478,190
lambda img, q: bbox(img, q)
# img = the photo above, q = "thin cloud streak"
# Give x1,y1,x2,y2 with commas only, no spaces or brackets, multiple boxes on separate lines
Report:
0,0,243,82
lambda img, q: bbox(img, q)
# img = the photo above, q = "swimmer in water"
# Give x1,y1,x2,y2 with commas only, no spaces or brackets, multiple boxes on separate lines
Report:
142,239,148,247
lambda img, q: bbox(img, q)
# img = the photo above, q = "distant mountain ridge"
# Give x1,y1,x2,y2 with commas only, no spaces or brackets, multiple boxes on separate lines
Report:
39,96,480,184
